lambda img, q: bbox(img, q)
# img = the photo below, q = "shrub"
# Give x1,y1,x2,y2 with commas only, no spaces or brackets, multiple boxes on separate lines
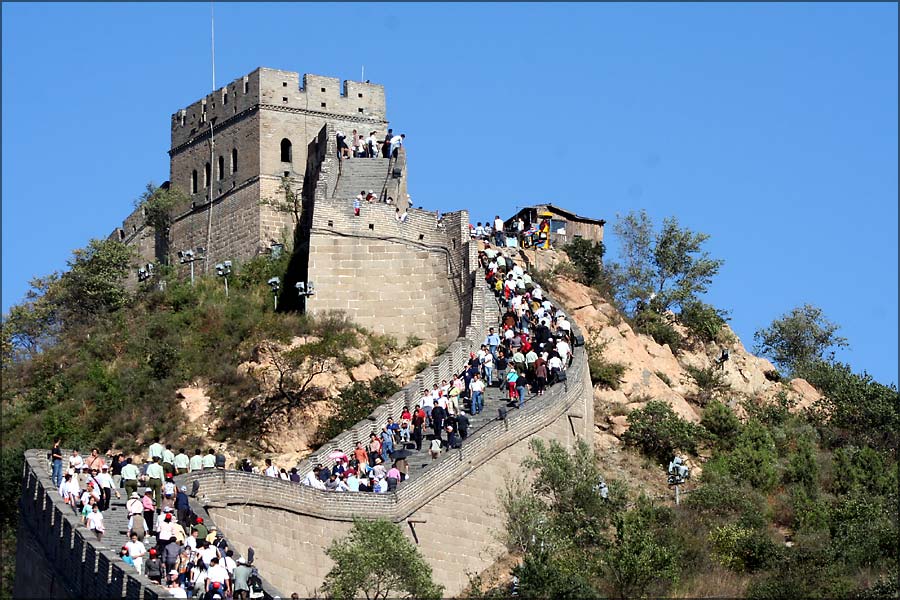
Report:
314,375,401,445
709,523,780,572
655,371,672,386
679,300,729,343
563,238,606,287
685,364,730,406
404,335,423,349
701,401,742,448
589,357,626,389
633,310,682,353
622,400,706,464
802,360,900,453
687,475,768,529
720,420,779,492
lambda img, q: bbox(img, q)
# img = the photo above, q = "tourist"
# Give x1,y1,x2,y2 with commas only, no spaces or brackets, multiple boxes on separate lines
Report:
126,532,147,574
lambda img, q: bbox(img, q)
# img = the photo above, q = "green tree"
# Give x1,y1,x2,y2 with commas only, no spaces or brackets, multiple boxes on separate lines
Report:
58,238,134,320
522,439,622,547
609,209,723,314
720,420,779,492
135,182,185,234
622,400,706,464
513,549,600,599
802,360,899,453
322,518,443,600
701,400,742,449
753,304,848,375
600,500,680,599
563,238,605,287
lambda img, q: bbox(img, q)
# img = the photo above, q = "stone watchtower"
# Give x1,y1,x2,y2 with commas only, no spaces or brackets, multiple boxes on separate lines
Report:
115,67,390,270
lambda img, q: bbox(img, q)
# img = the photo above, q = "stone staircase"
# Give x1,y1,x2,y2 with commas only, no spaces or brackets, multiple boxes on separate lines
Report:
332,158,392,199
102,494,156,554
399,379,529,481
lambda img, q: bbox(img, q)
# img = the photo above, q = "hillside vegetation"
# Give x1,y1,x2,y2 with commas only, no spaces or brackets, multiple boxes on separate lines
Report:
2,209,897,599
0,240,423,596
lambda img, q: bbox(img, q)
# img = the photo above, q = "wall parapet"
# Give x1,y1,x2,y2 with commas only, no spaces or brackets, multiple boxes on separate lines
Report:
15,450,172,599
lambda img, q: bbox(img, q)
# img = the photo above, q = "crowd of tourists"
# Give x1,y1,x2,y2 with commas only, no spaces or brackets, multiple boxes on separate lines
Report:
45,231,576,597
336,128,404,160
50,442,265,598
296,241,575,494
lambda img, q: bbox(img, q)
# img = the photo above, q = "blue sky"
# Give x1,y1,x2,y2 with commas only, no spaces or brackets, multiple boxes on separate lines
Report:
3,3,897,385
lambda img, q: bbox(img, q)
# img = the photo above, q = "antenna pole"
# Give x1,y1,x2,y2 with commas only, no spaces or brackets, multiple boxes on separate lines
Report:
205,0,216,273
361,65,365,81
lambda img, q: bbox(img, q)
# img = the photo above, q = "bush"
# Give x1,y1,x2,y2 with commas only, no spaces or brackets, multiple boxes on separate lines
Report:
633,310,683,353
719,420,779,492
589,356,626,389
563,238,606,287
709,523,780,572
701,401,742,448
802,360,900,453
685,365,730,406
679,300,729,343
622,400,706,464
687,476,768,529
314,375,401,445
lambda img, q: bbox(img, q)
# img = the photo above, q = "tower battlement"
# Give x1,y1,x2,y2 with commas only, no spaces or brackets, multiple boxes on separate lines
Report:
170,68,386,151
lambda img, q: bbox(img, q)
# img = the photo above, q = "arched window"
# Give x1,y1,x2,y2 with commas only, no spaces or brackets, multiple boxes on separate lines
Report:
191,170,198,194
204,163,211,188
280,138,292,163
218,155,225,180
231,148,238,173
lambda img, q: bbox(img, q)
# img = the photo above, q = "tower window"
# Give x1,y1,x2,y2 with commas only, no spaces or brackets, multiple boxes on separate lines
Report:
321,102,326,108
244,79,249,94
283,97,288,103
283,82,287,87
191,170,198,194
280,138,292,163
204,163,211,188
231,148,238,173
358,93,363,98
320,87,326,92
218,155,225,180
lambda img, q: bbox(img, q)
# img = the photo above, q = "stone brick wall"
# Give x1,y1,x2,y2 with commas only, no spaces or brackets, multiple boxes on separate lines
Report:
14,450,171,599
303,193,473,345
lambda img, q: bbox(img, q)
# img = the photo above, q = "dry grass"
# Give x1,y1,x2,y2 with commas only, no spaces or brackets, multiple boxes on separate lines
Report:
672,561,752,598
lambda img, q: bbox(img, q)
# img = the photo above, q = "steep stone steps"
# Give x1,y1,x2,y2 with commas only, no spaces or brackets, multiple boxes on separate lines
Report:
397,378,540,482
332,158,392,199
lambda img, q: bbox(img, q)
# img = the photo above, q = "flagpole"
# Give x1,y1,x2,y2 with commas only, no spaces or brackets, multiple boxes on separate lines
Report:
205,0,216,273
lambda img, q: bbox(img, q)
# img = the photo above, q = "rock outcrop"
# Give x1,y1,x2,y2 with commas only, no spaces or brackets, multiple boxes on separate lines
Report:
539,257,822,442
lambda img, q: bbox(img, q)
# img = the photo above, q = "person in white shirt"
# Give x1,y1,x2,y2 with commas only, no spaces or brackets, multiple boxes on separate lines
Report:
126,533,147,574
206,557,231,595
85,504,105,541
493,216,505,245
264,459,278,478
189,450,203,472
199,544,218,569
556,340,571,366
68,450,85,474
389,133,405,158
548,355,563,382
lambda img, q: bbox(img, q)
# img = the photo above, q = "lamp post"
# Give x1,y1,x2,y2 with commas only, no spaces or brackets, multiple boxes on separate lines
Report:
267,277,281,310
178,248,205,286
215,261,232,297
667,456,690,505
137,263,154,283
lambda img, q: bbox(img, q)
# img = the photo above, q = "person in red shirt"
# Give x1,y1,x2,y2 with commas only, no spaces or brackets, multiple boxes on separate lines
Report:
411,405,427,451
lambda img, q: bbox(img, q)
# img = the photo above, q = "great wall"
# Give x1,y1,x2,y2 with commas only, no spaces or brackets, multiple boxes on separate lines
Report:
13,68,596,598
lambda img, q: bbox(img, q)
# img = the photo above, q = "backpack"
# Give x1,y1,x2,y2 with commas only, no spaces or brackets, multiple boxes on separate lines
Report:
248,573,264,599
